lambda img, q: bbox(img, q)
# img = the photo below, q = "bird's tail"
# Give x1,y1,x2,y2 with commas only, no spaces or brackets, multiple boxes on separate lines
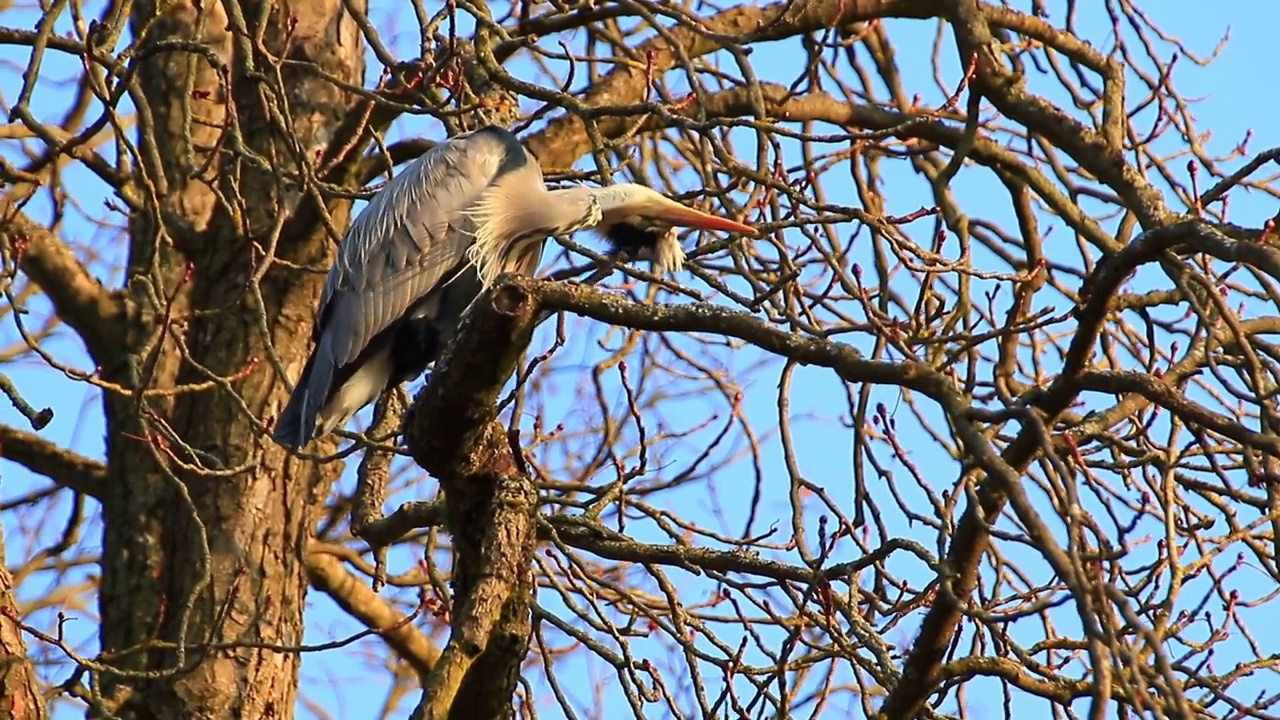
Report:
271,350,332,451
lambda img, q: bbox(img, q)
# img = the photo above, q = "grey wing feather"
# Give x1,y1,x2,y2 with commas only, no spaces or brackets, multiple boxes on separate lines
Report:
274,127,539,448
321,132,512,366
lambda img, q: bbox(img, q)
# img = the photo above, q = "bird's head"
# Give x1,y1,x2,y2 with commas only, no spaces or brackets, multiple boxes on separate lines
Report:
591,183,756,274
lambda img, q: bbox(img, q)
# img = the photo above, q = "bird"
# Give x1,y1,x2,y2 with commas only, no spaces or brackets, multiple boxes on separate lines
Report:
271,125,756,450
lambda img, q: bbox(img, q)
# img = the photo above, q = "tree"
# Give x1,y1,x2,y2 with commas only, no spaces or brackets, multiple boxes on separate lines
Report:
1,0,1278,718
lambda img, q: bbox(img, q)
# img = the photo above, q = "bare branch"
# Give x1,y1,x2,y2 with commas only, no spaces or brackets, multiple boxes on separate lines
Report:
305,549,439,681
404,283,543,719
523,0,940,169
0,424,105,499
0,199,123,365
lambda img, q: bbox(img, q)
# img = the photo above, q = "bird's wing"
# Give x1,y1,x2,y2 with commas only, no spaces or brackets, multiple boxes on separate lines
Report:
275,127,537,448
316,126,536,372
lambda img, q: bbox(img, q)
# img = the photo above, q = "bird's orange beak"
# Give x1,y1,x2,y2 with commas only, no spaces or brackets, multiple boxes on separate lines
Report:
658,201,756,235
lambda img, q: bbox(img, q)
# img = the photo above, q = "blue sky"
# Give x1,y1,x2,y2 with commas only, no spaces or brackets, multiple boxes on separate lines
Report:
3,1,1280,718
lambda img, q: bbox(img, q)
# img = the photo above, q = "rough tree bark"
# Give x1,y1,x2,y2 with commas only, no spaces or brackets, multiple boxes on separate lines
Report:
94,2,363,717
0,524,46,720
400,284,544,719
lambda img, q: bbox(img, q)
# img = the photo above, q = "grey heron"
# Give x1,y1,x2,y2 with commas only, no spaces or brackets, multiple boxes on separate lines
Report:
272,125,755,450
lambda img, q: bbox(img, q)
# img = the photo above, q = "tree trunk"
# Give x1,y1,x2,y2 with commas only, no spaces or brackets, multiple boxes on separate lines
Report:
0,524,47,720
95,1,364,716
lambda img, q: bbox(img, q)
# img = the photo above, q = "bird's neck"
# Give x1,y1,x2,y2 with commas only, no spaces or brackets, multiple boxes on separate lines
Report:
544,186,604,235
545,186,591,208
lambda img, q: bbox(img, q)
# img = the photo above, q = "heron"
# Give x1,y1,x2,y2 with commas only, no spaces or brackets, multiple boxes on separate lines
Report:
272,125,756,450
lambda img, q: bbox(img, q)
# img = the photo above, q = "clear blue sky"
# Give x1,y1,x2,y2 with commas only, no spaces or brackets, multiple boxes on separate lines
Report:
3,1,1279,718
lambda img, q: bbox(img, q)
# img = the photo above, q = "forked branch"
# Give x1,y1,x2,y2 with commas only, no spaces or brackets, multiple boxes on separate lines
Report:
402,280,543,719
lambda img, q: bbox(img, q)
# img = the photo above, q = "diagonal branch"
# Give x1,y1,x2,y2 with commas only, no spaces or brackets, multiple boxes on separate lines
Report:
0,198,124,366
0,424,105,499
304,549,439,680
945,0,1170,228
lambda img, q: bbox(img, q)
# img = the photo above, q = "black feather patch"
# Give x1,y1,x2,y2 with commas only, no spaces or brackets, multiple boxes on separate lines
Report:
387,259,472,387
604,221,667,260
321,260,472,416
